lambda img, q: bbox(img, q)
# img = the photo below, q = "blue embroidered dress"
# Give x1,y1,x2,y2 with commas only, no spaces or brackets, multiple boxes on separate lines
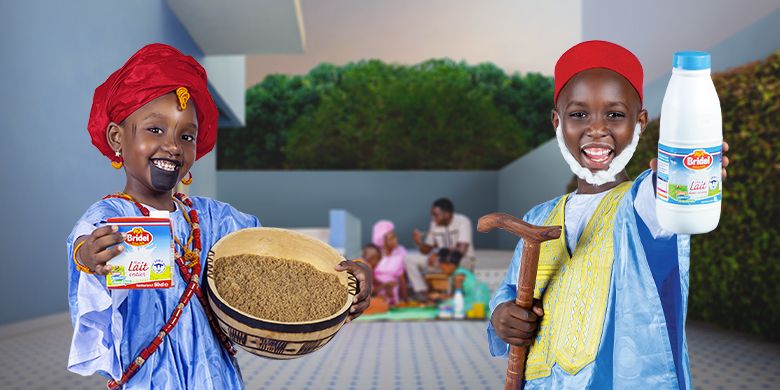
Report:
66,197,260,389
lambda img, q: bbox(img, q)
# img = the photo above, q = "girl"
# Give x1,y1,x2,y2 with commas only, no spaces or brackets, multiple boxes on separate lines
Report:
67,43,371,389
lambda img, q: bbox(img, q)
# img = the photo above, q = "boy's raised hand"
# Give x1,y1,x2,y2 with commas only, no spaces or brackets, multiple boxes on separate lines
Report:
335,259,373,322
76,225,125,276
650,141,730,180
491,299,544,347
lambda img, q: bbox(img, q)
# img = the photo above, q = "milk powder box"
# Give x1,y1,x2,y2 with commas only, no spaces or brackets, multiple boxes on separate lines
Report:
106,217,174,289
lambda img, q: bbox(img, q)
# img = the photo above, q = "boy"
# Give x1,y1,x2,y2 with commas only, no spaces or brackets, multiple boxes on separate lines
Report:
487,41,730,388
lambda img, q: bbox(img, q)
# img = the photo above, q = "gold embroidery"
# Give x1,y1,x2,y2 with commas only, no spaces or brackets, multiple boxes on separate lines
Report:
525,182,631,380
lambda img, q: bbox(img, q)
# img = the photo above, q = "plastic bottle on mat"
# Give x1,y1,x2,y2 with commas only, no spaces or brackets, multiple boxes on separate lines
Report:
656,51,723,234
453,289,465,319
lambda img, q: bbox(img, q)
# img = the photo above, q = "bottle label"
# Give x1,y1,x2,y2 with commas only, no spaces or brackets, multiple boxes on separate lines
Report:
657,143,722,205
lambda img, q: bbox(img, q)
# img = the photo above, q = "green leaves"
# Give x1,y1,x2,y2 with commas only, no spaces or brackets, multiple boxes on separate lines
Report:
218,59,554,170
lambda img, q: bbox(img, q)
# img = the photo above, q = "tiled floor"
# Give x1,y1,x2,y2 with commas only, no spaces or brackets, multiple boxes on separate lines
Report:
0,314,777,389
687,322,779,389
238,321,504,390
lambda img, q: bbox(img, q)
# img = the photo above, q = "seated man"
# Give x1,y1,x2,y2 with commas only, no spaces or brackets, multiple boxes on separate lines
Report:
406,197,475,299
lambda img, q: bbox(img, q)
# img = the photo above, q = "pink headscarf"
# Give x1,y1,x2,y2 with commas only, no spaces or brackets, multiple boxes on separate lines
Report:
372,220,395,248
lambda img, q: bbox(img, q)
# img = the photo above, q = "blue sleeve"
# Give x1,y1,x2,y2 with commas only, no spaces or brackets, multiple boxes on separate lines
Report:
217,204,261,238
66,200,128,379
486,238,524,358
191,197,261,240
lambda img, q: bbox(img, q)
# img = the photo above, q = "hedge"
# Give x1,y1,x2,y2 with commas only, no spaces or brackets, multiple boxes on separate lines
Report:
218,59,553,170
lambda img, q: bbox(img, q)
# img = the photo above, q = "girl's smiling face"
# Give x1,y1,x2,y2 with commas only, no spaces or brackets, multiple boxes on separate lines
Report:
552,68,647,172
107,92,198,195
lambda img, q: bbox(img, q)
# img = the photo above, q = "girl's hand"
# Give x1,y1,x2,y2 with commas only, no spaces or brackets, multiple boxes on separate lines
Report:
77,225,125,276
371,282,383,297
383,281,398,295
335,260,372,322
454,274,465,290
650,141,730,180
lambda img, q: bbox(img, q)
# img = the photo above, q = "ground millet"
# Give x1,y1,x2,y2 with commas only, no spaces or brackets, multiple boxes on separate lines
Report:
214,254,348,322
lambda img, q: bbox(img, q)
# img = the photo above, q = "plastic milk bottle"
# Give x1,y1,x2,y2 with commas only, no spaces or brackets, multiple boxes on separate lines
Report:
656,51,722,234
453,289,465,319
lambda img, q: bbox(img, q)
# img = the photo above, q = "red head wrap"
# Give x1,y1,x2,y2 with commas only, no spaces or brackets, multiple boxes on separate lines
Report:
87,43,218,162
554,40,644,106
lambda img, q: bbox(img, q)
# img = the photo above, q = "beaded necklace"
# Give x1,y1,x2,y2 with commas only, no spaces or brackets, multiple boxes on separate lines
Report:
102,192,235,389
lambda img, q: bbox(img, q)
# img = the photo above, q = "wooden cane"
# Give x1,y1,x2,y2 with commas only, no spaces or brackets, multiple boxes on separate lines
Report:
478,212,561,390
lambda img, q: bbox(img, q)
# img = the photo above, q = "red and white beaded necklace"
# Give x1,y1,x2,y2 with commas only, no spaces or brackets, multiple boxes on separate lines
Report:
102,192,235,389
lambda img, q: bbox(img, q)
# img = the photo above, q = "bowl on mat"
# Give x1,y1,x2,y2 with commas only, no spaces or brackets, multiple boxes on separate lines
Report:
206,227,357,359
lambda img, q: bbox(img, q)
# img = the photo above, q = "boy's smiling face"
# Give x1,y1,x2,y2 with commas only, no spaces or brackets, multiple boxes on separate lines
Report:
108,92,198,194
552,68,647,174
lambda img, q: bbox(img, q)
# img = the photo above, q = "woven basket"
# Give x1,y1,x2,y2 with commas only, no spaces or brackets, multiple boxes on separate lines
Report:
425,273,451,292
206,227,357,359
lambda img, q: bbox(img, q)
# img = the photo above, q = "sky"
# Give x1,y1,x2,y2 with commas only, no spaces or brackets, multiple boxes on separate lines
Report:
245,0,582,87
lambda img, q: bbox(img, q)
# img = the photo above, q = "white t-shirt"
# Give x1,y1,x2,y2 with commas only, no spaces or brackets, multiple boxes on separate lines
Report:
425,213,475,258
564,174,672,254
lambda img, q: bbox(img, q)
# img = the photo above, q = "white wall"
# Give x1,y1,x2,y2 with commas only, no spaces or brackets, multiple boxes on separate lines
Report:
217,170,500,250
202,55,247,127
0,0,203,325
496,139,572,249
582,0,780,117
247,0,582,85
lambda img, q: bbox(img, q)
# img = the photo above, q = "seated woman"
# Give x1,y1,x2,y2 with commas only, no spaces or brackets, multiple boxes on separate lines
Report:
433,249,491,317
371,220,407,306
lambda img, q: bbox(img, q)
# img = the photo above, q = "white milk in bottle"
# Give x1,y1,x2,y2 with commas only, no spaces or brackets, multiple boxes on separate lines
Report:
656,51,722,234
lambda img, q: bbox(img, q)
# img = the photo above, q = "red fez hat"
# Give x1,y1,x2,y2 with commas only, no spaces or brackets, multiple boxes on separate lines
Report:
88,43,218,162
554,40,644,105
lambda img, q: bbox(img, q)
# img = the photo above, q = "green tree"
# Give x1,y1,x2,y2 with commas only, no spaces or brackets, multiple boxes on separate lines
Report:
218,71,322,169
219,59,554,170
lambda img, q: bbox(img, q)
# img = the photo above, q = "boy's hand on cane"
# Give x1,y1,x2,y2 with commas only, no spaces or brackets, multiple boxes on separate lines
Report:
491,299,544,347
77,225,125,276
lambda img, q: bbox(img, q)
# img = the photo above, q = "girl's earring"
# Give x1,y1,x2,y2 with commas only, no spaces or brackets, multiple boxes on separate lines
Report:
111,151,123,169
181,171,193,185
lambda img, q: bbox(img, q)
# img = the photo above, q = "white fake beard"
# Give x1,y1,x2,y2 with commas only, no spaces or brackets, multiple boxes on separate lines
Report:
556,123,641,186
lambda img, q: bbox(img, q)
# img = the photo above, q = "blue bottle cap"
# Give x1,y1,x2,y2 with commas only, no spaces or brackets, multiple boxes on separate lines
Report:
673,51,711,70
